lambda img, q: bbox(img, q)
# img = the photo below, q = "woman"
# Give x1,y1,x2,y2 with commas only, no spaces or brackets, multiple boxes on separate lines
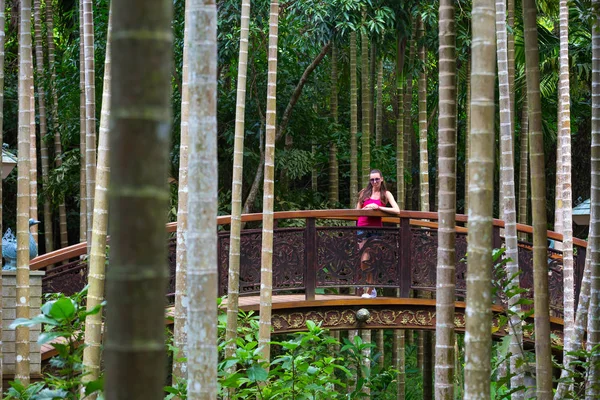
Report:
356,169,400,298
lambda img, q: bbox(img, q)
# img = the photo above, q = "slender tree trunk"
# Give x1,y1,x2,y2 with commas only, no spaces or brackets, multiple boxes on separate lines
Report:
33,0,52,252
393,330,405,400
104,0,172,397
587,7,600,398
47,0,68,248
361,329,371,396
418,16,429,212
464,58,471,213
83,0,96,248
404,21,416,210
79,0,86,245
375,58,383,147
396,35,405,209
16,0,32,384
172,0,191,380
556,0,576,384
464,1,495,397
329,41,338,204
350,31,358,207
81,10,111,394
0,0,5,390
507,0,515,127
523,0,553,397
377,329,384,368
361,17,371,187
258,0,279,362
518,96,528,228
29,89,37,244
496,0,524,394
224,0,251,383
435,1,456,398
186,0,218,396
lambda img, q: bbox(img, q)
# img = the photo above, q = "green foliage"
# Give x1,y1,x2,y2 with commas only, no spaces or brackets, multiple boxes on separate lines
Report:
6,287,104,400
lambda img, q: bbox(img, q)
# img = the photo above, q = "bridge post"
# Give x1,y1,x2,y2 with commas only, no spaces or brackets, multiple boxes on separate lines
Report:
305,217,317,301
399,217,412,297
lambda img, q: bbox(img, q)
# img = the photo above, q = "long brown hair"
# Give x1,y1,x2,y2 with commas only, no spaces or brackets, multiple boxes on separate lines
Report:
358,169,388,206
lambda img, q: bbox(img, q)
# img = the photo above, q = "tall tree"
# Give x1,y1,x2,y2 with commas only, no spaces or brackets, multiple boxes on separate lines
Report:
396,35,405,209
464,0,495,398
83,0,97,247
361,16,371,187
403,20,416,209
523,0,552,396
435,1,457,398
518,96,528,227
557,0,576,379
33,0,52,252
417,16,429,212
47,0,68,248
375,57,383,147
79,0,86,245
258,0,279,362
16,0,33,384
225,0,251,375
104,0,172,397
0,0,5,390
81,9,111,392
173,0,191,380
186,0,218,396
587,4,600,397
393,331,405,399
29,90,37,245
464,58,471,213
329,41,339,204
495,0,524,393
349,31,358,207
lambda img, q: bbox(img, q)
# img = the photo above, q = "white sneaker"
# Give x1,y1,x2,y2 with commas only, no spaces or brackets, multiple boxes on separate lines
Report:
361,289,377,299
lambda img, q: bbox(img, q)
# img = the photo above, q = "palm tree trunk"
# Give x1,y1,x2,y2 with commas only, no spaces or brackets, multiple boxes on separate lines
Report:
0,0,5,390
172,0,191,380
225,0,251,381
418,16,429,212
79,0,86,245
523,0,553,397
464,58,471,213
83,0,97,249
47,0,68,248
258,0,279,363
33,0,52,252
361,17,371,187
29,90,37,244
329,41,338,204
464,0,495,397
186,0,218,396
587,7,600,398
377,329,384,368
404,21,416,210
350,31,358,207
16,0,32,384
518,95,528,229
435,1,457,398
81,10,111,393
375,58,383,148
104,0,172,397
556,0,576,384
507,0,515,126
393,330,405,400
361,329,371,396
496,0,524,394
396,35,405,209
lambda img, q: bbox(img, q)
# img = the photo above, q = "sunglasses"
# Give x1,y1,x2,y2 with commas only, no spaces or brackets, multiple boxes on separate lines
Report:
370,178,381,183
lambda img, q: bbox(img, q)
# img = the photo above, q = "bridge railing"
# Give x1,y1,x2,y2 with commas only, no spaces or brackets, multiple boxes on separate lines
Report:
31,210,586,317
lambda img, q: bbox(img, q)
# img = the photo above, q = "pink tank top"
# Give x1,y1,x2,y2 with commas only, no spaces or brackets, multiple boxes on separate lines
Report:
357,198,383,227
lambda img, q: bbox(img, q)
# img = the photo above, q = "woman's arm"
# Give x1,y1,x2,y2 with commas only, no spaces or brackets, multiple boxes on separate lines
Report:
377,191,400,214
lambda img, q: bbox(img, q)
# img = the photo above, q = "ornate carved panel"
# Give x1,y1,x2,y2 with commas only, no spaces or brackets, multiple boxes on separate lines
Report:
316,227,400,288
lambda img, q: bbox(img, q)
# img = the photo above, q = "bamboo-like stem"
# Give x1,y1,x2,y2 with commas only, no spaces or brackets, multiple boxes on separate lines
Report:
403,21,416,210
375,57,383,147
79,0,86,245
0,0,6,389
417,17,429,212
350,31,358,207
328,41,338,204
16,0,33,384
258,0,279,363
83,0,96,248
361,15,371,187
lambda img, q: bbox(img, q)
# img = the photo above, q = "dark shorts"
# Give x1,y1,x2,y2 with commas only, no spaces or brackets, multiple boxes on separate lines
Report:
357,229,382,242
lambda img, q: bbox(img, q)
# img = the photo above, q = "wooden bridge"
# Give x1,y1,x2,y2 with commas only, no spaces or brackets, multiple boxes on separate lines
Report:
30,210,585,359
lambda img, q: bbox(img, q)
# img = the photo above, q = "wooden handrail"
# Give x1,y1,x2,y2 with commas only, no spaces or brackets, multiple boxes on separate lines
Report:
30,209,587,270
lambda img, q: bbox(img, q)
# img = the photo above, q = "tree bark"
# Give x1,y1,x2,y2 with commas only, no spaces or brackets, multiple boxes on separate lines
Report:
361,16,371,187
81,10,111,395
435,1,457,398
104,0,172,397
225,0,251,385
418,16,429,212
464,0,495,397
396,36,406,209
350,31,358,207
464,57,471,213
523,0,553,397
375,58,383,148
16,0,32,384
79,0,86,245
329,41,338,204
518,95,528,229
186,0,218,396
0,0,5,390
258,0,279,363
404,21,416,210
